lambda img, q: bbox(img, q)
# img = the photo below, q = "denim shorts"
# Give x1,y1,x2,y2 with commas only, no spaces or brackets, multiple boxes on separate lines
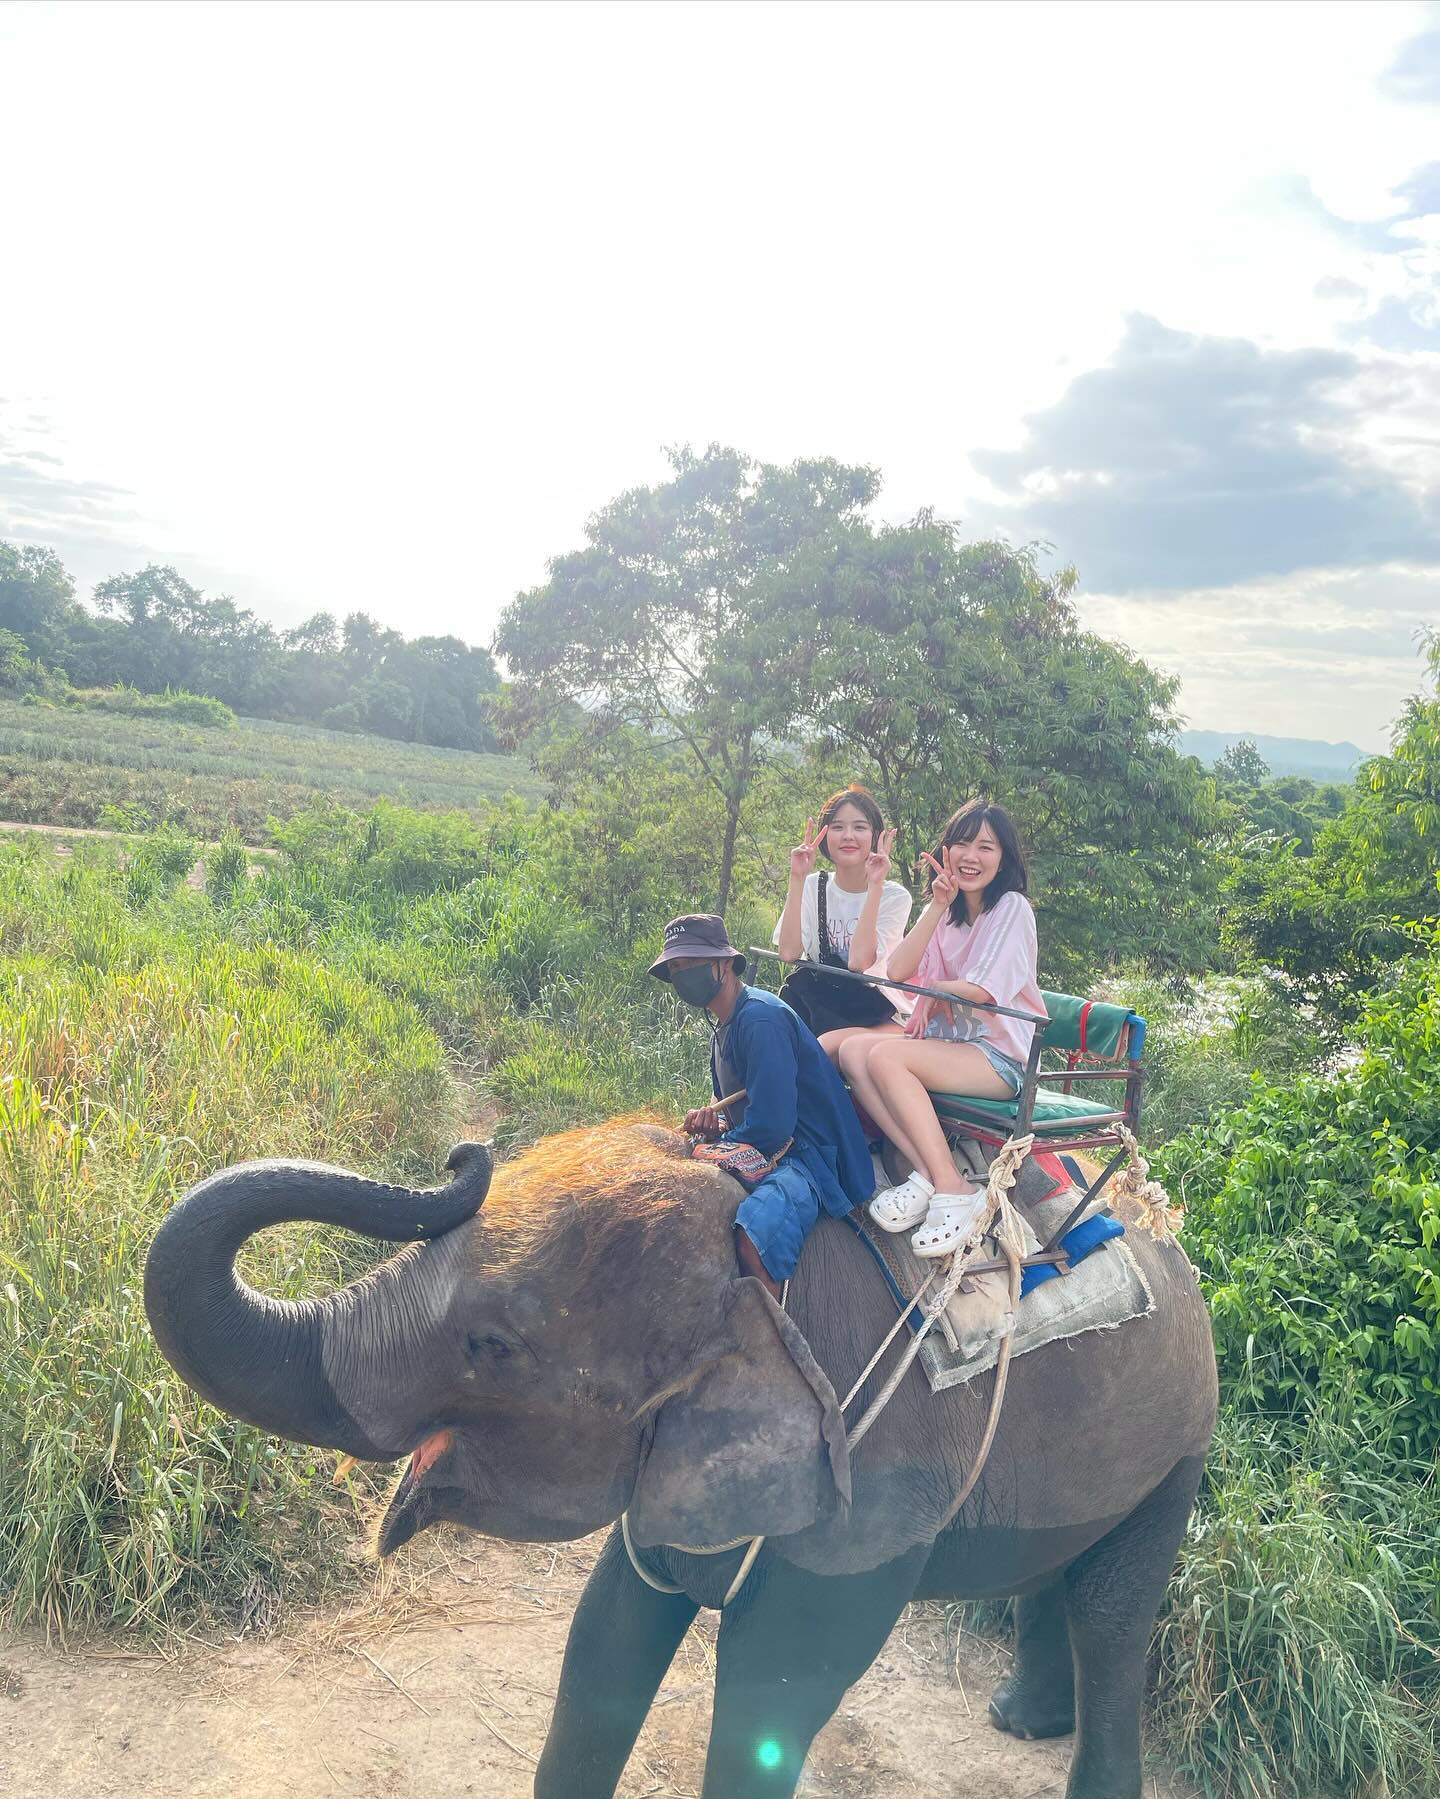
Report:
734,1159,822,1282
921,1015,1027,1096
976,1040,1026,1096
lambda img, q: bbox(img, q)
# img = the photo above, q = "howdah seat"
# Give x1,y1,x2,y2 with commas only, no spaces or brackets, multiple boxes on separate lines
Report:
929,990,1147,1277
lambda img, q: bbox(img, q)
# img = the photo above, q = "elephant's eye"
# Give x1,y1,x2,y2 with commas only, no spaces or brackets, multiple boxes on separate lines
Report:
468,1331,512,1360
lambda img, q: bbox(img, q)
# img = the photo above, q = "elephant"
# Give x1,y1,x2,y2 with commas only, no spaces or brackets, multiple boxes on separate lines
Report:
144,1119,1217,1799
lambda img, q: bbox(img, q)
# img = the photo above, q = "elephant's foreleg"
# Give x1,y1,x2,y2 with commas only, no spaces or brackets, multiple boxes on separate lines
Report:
988,1576,1075,1740
701,1545,929,1799
1062,1454,1206,1799
534,1525,699,1799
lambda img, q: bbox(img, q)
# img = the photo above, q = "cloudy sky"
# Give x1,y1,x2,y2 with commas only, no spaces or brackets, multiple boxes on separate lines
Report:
2,0,1438,751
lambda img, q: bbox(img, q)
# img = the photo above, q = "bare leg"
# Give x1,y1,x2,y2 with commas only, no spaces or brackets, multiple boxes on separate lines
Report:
816,1020,903,1066
736,1225,782,1301
866,1038,1012,1193
837,1035,930,1173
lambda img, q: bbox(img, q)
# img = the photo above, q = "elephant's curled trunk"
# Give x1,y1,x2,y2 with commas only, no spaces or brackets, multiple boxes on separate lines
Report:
143,1143,492,1459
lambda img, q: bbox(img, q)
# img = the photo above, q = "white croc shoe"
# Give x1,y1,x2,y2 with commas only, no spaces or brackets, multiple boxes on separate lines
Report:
867,1172,934,1233
911,1190,988,1260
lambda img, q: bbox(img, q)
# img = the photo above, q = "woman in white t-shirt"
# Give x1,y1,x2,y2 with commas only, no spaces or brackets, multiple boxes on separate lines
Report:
839,799,1048,1260
772,786,913,1061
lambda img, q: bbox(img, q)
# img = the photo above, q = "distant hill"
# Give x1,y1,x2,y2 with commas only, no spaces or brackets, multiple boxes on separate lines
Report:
1178,731,1371,783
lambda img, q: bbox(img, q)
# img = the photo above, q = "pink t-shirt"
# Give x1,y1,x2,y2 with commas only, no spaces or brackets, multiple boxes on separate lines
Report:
904,891,1047,1067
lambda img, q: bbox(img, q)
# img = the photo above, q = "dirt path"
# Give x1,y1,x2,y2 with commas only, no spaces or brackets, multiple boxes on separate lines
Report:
0,819,271,850
0,1532,1187,1799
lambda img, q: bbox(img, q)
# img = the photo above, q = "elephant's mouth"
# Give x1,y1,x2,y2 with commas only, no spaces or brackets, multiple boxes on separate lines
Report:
377,1428,454,1557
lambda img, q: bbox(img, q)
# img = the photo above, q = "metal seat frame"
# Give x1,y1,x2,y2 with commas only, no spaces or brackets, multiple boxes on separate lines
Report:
750,949,1146,1284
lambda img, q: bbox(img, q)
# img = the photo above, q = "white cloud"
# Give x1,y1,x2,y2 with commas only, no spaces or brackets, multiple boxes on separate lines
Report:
1078,563,1436,750
0,0,1436,745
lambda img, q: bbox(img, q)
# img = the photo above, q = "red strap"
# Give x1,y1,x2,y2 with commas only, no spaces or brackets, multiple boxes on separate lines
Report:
1077,1000,1092,1057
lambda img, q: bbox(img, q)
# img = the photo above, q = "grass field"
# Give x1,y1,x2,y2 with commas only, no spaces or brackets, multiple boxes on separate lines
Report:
3,787,1436,1795
0,698,544,839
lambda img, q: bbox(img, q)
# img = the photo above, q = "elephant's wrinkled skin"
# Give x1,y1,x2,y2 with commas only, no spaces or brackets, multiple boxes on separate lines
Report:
145,1121,1216,1799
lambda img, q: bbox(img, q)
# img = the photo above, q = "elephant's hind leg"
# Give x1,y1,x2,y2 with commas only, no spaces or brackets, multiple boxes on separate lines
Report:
534,1524,699,1799
1062,1454,1206,1799
988,1576,1076,1740
701,1544,929,1799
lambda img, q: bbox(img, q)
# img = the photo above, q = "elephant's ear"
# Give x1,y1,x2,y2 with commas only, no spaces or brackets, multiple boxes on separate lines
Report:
628,1278,851,1550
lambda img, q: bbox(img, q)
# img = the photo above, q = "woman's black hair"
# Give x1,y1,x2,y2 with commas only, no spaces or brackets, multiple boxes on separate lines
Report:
816,785,885,863
935,800,1028,921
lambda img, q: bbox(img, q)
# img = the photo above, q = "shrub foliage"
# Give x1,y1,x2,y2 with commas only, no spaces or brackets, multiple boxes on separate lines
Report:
1160,931,1440,1456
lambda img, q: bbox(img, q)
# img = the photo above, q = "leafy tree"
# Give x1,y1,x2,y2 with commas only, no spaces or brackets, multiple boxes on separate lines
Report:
340,611,402,680
1212,739,1348,857
90,564,284,708
283,612,340,658
1215,738,1269,786
380,636,500,749
0,543,504,752
0,627,64,696
495,444,879,911
1223,641,1440,1018
0,542,77,659
774,518,1219,983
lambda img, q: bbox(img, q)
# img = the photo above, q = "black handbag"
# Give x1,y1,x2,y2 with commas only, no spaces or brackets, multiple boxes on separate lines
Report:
778,874,898,1036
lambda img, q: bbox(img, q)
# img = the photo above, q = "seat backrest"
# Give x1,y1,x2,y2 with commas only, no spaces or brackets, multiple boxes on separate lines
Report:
1038,992,1145,1062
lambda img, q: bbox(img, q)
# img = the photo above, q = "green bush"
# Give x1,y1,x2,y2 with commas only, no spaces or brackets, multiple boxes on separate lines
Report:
123,819,201,907
1158,932,1440,1456
205,825,250,907
73,685,236,728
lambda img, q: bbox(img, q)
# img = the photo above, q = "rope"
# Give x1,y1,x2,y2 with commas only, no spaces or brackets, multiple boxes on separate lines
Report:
620,1136,1035,1608
621,1511,686,1596
843,1134,1032,1454
1115,1124,1184,1239
939,1188,1025,1525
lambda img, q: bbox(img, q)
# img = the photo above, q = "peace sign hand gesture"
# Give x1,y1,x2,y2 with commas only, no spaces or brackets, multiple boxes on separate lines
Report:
790,818,821,880
922,848,959,911
865,826,897,889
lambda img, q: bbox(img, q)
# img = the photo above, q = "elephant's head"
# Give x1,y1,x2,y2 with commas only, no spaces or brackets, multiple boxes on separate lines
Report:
144,1123,849,1558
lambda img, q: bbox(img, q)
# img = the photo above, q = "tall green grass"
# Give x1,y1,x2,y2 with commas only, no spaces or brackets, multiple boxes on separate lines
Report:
0,846,459,1634
0,824,710,1633
1153,1407,1440,1799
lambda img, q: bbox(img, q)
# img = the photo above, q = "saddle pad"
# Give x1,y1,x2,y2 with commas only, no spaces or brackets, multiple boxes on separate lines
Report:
855,1184,1154,1394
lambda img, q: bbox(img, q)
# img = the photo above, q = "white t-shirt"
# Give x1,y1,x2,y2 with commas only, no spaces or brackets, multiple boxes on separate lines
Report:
774,873,915,1010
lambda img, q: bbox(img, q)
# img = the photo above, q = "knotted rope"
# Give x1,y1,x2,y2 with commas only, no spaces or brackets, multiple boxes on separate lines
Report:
1115,1123,1184,1239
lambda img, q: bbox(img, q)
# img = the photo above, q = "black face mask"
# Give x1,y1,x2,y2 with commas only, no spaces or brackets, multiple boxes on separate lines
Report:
672,962,724,1009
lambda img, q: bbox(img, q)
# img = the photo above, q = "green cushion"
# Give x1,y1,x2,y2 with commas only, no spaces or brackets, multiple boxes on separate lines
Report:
1039,992,1138,1059
932,1087,1124,1133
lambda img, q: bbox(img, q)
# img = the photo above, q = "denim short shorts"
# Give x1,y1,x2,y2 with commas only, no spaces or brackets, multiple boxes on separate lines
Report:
976,1040,1026,1096
921,1015,1027,1096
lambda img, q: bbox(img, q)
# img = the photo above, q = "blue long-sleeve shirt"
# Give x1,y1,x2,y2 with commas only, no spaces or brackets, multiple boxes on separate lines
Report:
710,985,874,1215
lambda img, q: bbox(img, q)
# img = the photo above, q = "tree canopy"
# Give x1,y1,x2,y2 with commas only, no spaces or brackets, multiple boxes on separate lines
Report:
498,460,1217,975
495,444,880,910
0,543,502,752
1221,639,1440,1021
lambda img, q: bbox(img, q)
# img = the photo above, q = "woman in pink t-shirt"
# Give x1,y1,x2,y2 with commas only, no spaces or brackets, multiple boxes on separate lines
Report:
838,800,1047,1259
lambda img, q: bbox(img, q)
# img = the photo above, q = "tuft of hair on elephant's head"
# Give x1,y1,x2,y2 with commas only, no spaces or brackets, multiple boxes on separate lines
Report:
144,1121,850,1558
